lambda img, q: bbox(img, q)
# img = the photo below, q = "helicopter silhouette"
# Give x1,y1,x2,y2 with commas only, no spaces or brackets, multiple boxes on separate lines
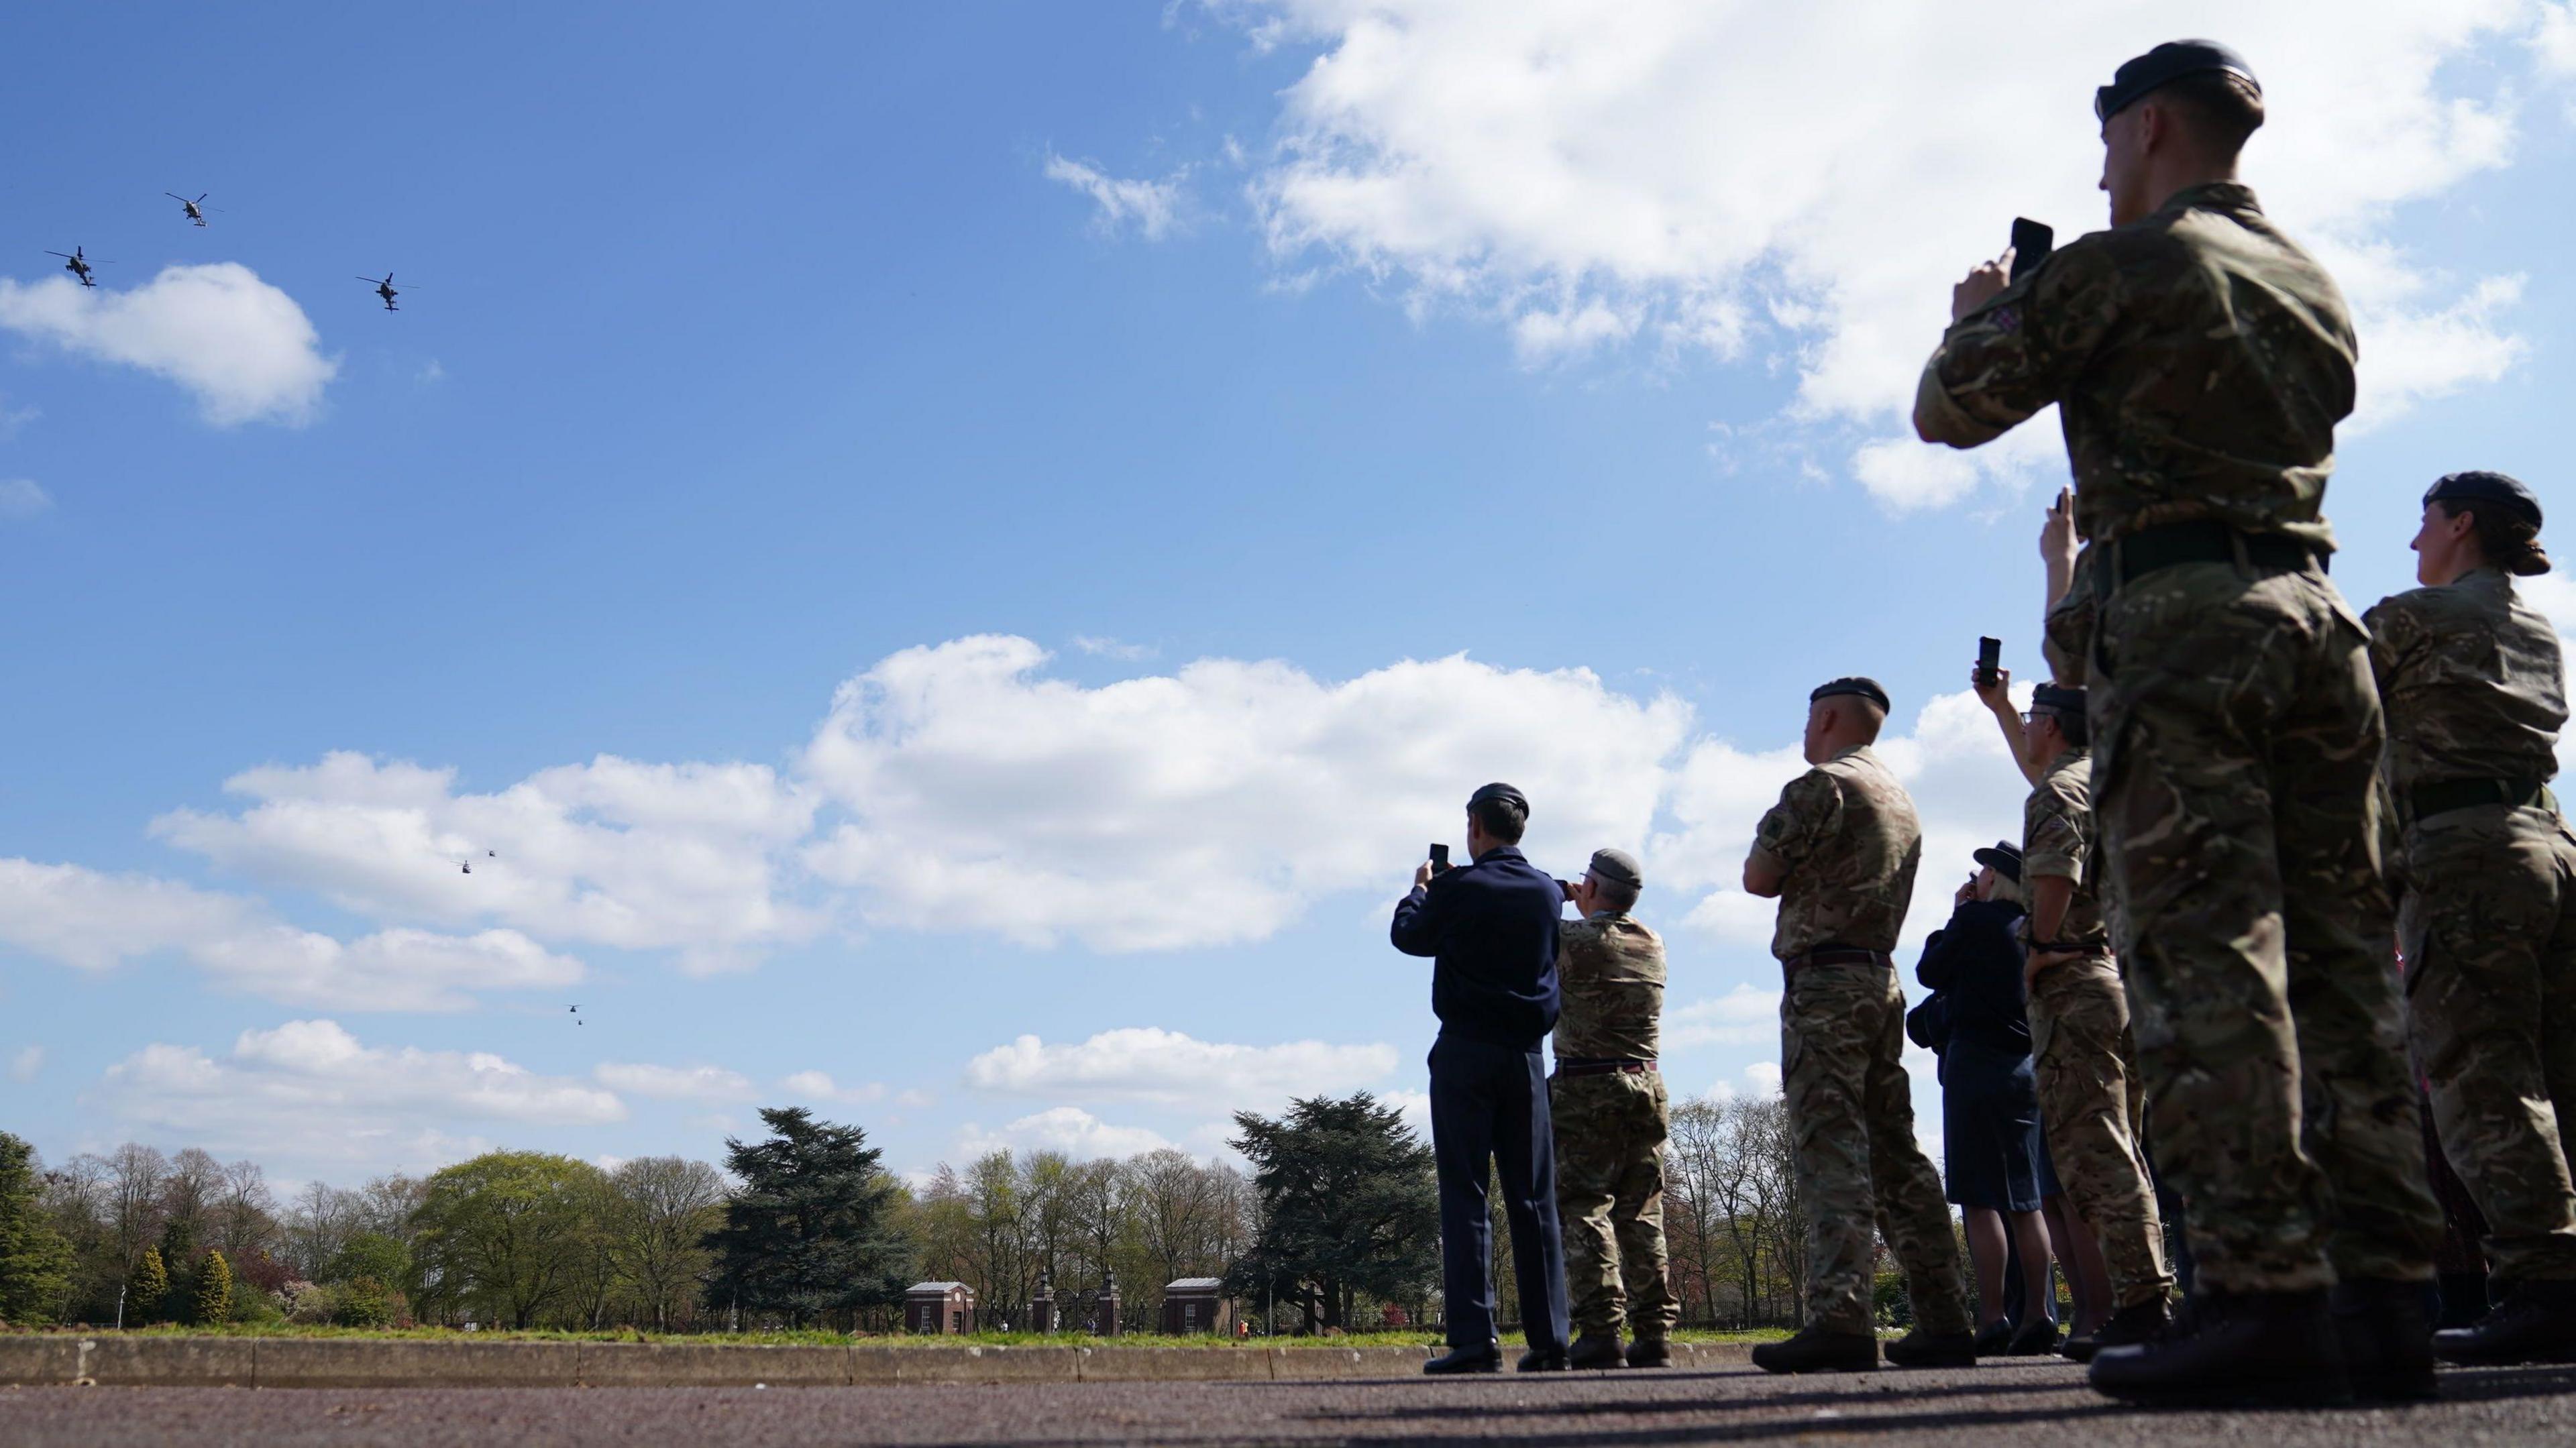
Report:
46,248,98,287
164,192,217,227
444,848,498,875
358,272,412,311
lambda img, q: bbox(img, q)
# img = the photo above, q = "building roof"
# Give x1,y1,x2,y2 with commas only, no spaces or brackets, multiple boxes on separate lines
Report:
1165,1277,1226,1291
907,1281,971,1294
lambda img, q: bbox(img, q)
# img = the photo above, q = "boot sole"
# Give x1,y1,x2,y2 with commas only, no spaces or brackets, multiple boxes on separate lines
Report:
2091,1377,2353,1410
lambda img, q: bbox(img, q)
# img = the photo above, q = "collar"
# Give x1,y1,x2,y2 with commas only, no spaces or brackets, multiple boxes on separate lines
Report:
2156,180,2261,222
1471,844,1526,865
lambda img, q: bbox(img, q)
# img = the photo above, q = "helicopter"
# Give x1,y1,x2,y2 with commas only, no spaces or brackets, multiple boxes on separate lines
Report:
358,272,412,311
164,192,216,227
443,848,498,875
46,247,97,287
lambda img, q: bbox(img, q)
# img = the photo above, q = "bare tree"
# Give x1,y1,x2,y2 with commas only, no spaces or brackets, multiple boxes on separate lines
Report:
282,1180,362,1281
105,1144,168,1273
212,1159,276,1258
608,1156,724,1331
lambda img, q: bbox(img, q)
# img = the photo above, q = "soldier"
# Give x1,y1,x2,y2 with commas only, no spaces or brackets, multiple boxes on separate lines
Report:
2367,471,2576,1365
1914,40,2443,1404
1743,677,1975,1373
1973,669,2174,1359
1548,846,1677,1370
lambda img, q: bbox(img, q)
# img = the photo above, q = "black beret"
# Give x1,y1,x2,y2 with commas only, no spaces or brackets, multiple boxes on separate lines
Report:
1587,848,1643,890
1972,840,2025,883
2096,39,2260,122
1811,677,1891,712
2031,682,2088,716
1467,782,1528,818
2424,470,2542,528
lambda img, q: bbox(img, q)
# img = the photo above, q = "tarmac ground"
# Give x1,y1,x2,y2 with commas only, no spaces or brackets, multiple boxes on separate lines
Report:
7,1357,2576,1447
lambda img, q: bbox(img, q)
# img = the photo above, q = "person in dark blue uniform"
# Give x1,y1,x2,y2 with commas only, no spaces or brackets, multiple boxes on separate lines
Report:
1393,781,1572,1373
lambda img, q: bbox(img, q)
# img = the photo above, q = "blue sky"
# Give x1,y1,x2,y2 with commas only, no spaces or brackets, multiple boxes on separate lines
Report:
5,1,2575,1188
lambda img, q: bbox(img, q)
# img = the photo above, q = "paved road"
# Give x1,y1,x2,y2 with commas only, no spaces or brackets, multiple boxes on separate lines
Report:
9,1357,2576,1446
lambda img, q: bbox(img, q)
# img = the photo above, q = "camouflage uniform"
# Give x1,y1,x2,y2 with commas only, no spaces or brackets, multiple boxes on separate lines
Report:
1754,746,1972,1335
2021,748,2171,1307
1917,180,2440,1294
1550,912,1678,1341
2368,567,2576,1282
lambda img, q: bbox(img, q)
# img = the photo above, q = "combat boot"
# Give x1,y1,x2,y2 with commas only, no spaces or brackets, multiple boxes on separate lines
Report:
1422,1340,1501,1375
2063,1295,2169,1362
1517,1344,1570,1372
1623,1336,1672,1369
1881,1327,1976,1368
2332,1278,2438,1403
2434,1280,2576,1366
2088,1289,2352,1408
1750,1324,1878,1374
1567,1331,1625,1370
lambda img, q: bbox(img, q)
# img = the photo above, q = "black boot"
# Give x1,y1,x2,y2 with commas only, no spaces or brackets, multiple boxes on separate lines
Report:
1567,1331,1624,1370
1882,1327,1976,1368
1971,1318,2014,1357
1516,1344,1570,1372
2007,1315,2062,1356
2065,1296,2170,1362
2088,1289,2352,1408
1423,1339,1502,1375
2332,1278,2438,1403
2434,1280,2576,1366
1750,1324,1878,1374
1623,1336,1672,1369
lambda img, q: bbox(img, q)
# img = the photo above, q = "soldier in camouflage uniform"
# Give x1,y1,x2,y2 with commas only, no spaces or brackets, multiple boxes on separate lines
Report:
1744,677,1974,1374
2367,470,2576,1365
1915,40,2441,1405
1549,846,1678,1370
1975,670,2174,1359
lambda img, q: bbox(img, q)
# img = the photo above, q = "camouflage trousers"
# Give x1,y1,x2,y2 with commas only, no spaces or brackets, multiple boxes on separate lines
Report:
1549,1070,1678,1339
2092,559,2440,1293
2027,956,2171,1306
2401,803,2576,1281
1781,959,1972,1335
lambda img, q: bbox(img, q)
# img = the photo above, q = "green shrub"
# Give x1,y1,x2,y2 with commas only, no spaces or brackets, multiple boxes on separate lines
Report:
193,1251,234,1326
333,1276,396,1329
125,1249,170,1326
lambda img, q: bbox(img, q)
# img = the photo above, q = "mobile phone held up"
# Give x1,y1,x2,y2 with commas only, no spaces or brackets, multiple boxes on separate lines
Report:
1430,842,1452,875
2009,217,2054,283
1976,637,2002,688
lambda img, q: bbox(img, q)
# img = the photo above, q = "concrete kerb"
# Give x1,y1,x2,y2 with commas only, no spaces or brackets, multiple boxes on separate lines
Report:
1269,1345,1438,1380
256,1338,582,1388
78,1335,257,1387
577,1341,854,1387
0,1337,83,1386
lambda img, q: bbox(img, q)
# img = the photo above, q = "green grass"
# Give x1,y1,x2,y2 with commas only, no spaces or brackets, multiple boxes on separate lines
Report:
20,1323,1792,1349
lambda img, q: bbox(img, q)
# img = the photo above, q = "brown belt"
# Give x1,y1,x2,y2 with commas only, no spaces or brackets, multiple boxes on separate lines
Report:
1790,946,1890,974
1555,1058,1656,1078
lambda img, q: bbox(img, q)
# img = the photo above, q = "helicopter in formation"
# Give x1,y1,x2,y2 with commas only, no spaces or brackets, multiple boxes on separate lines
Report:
46,247,98,287
358,272,411,311
164,192,215,227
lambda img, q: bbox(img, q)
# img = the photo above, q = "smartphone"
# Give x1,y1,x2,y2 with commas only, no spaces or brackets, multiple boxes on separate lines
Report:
2009,217,2053,282
1429,842,1451,874
1976,636,2002,688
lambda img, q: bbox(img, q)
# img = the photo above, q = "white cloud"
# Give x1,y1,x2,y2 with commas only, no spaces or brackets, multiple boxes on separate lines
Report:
0,478,51,519
9,1046,42,1082
955,1106,1178,1160
152,751,821,974
802,635,1687,950
1667,984,1780,1049
0,263,337,425
1705,1060,1782,1101
0,858,580,1011
777,1070,906,1107
594,1062,755,1102
1071,634,1158,661
1044,152,1187,239
98,1019,625,1165
965,1027,1396,1106
1220,0,2543,504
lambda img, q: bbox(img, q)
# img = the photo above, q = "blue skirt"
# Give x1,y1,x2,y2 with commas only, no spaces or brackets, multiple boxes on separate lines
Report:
1941,1040,2057,1212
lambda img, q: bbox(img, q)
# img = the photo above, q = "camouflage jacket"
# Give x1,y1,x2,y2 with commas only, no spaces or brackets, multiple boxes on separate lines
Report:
2021,749,2109,953
1552,911,1666,1061
2365,566,2565,808
1915,182,2353,553
1752,746,1923,961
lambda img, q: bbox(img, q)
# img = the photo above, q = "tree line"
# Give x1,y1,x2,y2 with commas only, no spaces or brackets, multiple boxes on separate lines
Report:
0,1089,1817,1335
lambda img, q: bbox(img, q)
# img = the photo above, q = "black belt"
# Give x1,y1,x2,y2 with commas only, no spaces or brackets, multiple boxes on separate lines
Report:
1555,1058,1656,1078
2092,520,2322,599
2412,777,2552,822
1790,946,1890,974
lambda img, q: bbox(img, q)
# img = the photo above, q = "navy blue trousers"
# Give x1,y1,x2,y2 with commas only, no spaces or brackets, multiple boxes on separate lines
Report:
1429,1033,1570,1351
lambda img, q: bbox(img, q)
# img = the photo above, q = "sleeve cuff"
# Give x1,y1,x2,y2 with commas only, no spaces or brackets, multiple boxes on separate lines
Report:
1912,355,2006,449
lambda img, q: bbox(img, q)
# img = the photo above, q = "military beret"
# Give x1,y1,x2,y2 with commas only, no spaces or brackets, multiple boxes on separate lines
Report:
1972,840,2025,883
2424,470,2542,528
1586,848,1644,890
2031,682,2088,716
2096,39,2260,122
1811,677,1892,712
1467,781,1529,818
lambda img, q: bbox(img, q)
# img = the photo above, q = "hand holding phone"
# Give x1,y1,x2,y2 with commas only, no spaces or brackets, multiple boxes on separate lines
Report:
1429,842,1451,875
2008,218,2053,282
1975,636,2003,689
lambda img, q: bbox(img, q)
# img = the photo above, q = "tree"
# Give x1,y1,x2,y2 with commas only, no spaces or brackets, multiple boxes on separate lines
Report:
326,1232,410,1289
608,1157,724,1331
125,1248,169,1326
193,1251,234,1325
411,1152,608,1329
106,1144,168,1276
702,1108,911,1329
1226,1093,1438,1333
0,1133,74,1326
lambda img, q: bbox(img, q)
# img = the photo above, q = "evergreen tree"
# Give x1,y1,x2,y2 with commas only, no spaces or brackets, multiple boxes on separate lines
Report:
193,1250,234,1325
125,1247,169,1325
1224,1093,1438,1332
0,1132,75,1326
701,1107,911,1327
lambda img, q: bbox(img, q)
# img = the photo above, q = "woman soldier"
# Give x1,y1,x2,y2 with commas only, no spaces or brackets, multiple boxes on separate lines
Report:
2366,469,2576,1364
